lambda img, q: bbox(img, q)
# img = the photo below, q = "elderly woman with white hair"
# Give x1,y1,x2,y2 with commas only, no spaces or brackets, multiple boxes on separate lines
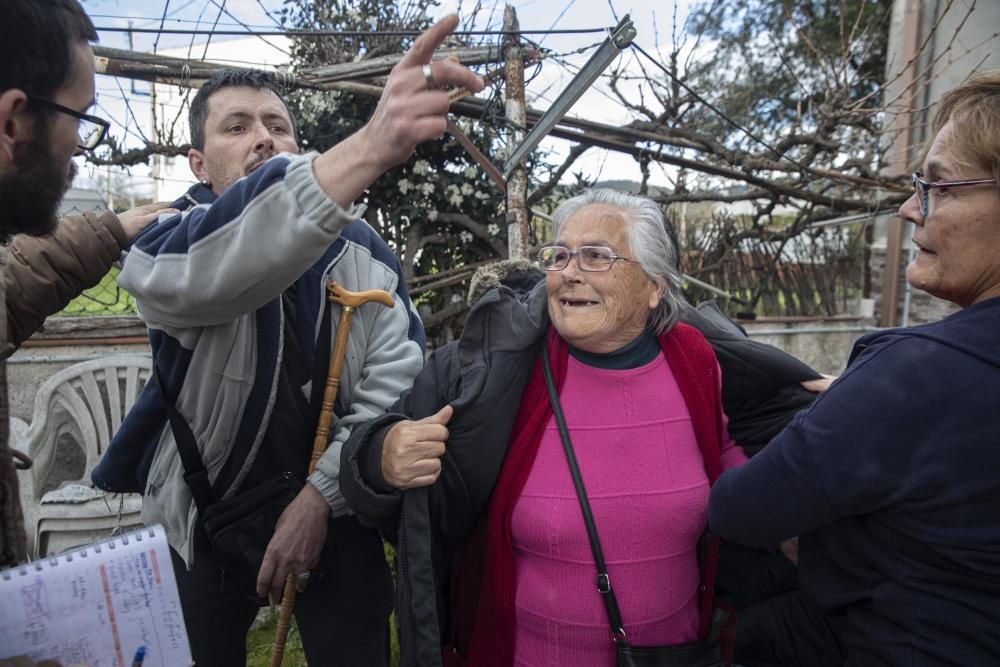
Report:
341,189,745,667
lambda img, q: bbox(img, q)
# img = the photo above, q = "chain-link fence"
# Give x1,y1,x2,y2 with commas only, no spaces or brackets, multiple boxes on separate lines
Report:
55,196,138,317
57,266,137,316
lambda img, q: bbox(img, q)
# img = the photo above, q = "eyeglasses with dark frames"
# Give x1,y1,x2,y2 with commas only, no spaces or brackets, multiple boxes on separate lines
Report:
536,244,637,272
911,172,997,217
28,96,111,150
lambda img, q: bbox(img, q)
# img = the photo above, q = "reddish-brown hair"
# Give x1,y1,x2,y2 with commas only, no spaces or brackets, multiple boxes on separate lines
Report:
922,69,1000,191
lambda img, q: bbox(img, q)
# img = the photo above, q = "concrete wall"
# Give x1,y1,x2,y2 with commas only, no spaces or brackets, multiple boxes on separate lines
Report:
8,317,150,424
11,315,872,412
742,317,872,376
875,0,999,326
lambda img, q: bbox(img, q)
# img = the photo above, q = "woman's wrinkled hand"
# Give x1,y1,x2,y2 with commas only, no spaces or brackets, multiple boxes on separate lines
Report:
381,405,453,490
800,374,837,393
780,537,799,567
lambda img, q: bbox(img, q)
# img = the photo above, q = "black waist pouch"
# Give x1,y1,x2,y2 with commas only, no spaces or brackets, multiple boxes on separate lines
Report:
201,471,303,605
153,365,310,605
616,637,723,667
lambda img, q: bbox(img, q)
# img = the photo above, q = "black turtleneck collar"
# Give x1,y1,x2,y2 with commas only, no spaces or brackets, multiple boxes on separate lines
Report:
568,329,660,370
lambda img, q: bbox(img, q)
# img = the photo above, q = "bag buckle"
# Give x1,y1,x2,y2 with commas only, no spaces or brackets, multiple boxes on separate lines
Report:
596,573,612,594
611,627,628,645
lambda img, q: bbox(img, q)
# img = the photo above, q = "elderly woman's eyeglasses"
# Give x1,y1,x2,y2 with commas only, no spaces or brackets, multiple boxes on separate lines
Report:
911,172,997,217
28,96,111,150
537,245,637,272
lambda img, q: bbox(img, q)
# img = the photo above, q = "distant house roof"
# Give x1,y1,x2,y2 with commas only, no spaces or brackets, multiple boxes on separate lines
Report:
58,188,107,217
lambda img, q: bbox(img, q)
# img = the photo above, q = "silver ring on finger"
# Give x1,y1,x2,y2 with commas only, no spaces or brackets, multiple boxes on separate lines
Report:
422,63,436,90
295,571,310,581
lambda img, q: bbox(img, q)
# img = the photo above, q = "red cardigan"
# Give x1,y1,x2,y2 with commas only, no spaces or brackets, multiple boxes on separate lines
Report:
446,323,727,667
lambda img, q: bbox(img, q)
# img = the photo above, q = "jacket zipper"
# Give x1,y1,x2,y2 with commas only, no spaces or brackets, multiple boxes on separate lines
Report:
399,500,418,667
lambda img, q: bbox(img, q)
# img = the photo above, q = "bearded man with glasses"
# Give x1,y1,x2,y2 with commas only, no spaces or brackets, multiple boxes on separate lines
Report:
0,0,175,568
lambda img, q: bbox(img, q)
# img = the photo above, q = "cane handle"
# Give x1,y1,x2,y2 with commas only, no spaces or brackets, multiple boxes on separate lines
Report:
327,281,395,309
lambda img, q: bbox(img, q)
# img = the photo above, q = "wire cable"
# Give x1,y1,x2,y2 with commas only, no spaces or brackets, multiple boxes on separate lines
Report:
88,13,276,29
537,0,577,49
112,78,151,144
185,0,212,62
200,0,227,60
205,0,291,56
631,41,813,174
95,26,609,37
253,0,285,29
152,0,172,53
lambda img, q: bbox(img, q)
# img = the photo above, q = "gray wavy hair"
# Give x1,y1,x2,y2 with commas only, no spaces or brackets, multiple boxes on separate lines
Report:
549,189,685,334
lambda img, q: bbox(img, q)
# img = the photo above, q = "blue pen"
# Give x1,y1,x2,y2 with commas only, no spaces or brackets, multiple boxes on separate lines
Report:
131,646,146,667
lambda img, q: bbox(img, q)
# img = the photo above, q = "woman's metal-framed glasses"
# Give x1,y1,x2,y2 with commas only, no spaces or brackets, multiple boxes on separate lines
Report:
536,244,637,272
911,172,997,217
28,96,110,150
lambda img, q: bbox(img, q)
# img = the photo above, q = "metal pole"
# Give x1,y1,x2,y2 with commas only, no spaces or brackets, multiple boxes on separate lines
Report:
503,5,529,259
502,15,635,178
880,0,922,327
900,227,917,327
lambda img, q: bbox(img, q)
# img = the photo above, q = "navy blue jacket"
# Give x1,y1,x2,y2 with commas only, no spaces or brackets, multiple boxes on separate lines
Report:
710,296,1000,666
92,154,425,562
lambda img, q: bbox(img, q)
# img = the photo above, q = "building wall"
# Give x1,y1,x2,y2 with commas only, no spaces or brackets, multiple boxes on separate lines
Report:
8,319,150,423
874,0,999,326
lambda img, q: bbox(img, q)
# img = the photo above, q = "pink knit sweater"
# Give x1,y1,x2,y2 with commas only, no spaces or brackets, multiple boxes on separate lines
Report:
510,354,744,666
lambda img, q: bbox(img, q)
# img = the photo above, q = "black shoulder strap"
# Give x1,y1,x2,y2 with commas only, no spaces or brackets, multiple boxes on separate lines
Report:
541,343,629,646
152,363,215,514
154,293,334,515
309,290,334,423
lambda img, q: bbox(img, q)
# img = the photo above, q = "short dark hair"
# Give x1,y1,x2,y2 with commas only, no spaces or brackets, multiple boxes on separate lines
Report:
1,0,97,98
189,69,297,150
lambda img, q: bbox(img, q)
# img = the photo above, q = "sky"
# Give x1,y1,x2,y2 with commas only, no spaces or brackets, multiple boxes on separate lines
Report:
79,0,701,200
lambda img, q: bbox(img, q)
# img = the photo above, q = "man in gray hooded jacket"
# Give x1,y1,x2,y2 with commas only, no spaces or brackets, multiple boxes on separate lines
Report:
93,17,484,666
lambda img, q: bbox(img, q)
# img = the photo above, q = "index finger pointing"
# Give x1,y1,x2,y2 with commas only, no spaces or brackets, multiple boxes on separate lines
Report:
400,14,460,66
431,58,485,94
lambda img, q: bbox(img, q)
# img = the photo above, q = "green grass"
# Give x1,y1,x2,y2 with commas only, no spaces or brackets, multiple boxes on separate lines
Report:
247,611,399,667
246,542,400,667
247,610,306,666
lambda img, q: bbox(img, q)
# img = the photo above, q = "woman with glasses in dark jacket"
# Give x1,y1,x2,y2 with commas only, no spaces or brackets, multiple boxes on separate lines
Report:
710,70,1000,666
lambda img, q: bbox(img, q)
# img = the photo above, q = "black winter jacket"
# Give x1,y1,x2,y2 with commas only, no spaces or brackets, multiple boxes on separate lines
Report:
342,283,549,667
342,283,828,667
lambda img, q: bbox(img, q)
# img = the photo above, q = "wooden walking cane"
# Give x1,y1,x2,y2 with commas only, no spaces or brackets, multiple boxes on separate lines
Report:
270,280,395,667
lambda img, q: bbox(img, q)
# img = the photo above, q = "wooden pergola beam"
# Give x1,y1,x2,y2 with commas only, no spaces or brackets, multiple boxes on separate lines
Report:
92,46,906,214
93,45,509,88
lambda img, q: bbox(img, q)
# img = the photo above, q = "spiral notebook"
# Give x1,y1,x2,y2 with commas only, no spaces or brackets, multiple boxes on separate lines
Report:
0,525,191,666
